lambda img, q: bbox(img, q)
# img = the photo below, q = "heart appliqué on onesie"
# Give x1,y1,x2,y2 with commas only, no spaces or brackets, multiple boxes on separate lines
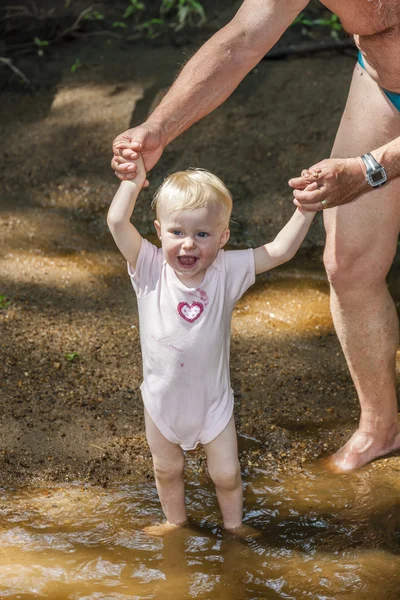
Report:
177,301,204,323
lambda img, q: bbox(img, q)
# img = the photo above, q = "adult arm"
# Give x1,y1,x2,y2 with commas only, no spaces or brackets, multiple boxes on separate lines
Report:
107,155,146,267
288,135,400,211
253,208,315,275
112,0,309,180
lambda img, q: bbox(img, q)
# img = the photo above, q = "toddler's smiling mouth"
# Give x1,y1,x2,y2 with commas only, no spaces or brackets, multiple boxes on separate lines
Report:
177,256,199,268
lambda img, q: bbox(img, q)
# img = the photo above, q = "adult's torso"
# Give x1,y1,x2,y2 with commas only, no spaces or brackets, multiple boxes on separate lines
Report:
321,0,400,92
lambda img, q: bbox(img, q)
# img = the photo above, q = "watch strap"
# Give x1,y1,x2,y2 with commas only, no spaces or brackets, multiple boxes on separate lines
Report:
361,152,382,172
360,152,387,187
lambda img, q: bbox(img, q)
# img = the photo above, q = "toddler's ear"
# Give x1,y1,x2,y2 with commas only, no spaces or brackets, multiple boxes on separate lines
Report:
154,220,162,239
219,229,230,248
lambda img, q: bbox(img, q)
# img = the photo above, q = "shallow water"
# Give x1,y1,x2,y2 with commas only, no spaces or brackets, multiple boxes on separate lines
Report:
1,460,400,599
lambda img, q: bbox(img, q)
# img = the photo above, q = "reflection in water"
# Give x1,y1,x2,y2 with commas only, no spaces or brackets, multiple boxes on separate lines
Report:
1,462,400,599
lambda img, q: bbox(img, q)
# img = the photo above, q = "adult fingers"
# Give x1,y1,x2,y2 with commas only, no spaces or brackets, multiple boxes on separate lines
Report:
293,187,325,203
306,161,324,174
308,167,323,178
301,169,321,179
114,140,142,150
112,138,142,153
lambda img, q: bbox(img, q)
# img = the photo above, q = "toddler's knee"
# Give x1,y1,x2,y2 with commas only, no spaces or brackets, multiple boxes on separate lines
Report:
209,462,241,491
153,457,184,484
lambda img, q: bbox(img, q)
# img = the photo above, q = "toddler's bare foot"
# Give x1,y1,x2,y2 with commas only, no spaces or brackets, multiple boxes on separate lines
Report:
322,429,400,473
225,524,262,540
143,521,186,537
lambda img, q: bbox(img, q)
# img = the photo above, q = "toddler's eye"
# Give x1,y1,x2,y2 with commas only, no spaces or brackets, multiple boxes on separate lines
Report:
197,232,209,238
173,230,181,236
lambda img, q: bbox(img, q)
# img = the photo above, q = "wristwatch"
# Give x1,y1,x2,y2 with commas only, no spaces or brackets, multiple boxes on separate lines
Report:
360,152,387,187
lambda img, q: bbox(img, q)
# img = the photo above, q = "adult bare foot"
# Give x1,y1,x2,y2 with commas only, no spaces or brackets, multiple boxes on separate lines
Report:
143,521,186,537
323,428,400,473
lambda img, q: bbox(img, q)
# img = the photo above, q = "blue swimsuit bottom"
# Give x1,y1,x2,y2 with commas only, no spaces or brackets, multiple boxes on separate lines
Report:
358,52,400,111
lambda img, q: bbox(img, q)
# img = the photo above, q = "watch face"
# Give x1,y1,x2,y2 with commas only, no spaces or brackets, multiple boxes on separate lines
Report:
371,170,384,184
368,168,387,186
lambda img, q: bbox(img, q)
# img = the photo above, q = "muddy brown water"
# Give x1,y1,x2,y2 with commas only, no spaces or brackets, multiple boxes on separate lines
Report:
1,461,400,599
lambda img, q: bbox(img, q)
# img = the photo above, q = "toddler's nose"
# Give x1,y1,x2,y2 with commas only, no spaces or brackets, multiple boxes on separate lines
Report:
182,236,195,250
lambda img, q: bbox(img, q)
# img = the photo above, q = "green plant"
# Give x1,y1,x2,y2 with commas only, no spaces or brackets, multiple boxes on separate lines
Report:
135,18,164,39
83,10,104,21
123,0,145,19
34,37,49,46
161,0,206,31
34,37,49,56
65,351,79,362
70,58,82,72
0,295,10,309
293,12,343,40
112,21,128,29
121,0,206,38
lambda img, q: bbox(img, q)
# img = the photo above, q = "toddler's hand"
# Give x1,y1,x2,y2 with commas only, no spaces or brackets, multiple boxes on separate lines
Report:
114,152,147,188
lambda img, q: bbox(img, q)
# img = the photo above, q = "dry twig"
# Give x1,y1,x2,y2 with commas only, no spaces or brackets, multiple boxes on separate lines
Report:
0,56,30,84
52,5,93,43
1,3,54,22
5,5,95,51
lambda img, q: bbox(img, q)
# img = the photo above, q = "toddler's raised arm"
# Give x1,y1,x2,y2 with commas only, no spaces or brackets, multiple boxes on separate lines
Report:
253,208,315,275
107,154,146,268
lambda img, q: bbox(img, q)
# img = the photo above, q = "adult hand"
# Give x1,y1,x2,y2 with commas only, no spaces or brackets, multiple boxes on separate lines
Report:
288,157,368,212
111,123,165,185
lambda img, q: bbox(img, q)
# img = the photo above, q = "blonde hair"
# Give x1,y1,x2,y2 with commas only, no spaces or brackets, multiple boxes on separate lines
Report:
152,168,232,228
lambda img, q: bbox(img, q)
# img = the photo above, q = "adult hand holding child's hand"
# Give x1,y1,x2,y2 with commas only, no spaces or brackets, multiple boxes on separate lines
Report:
288,157,368,211
111,122,165,186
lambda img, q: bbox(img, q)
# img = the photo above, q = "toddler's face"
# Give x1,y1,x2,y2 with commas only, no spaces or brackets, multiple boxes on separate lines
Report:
154,206,230,285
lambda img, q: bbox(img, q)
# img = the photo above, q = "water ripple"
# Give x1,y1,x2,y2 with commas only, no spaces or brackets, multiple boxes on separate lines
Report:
0,466,400,599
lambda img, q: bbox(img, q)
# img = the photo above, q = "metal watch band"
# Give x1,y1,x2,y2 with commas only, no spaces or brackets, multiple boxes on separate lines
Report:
360,152,387,187
360,152,381,172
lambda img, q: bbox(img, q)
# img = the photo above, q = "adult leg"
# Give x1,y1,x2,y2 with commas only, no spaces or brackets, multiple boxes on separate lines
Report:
204,416,243,530
323,62,400,471
143,408,187,535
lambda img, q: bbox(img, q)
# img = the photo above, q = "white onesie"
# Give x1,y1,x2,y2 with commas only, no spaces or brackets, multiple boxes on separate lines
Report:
128,238,255,450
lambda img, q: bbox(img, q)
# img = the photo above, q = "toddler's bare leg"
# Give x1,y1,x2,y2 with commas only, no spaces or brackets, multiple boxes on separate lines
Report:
143,408,187,535
204,416,243,531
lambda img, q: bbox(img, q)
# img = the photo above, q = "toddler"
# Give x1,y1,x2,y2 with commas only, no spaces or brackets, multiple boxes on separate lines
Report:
107,156,314,536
